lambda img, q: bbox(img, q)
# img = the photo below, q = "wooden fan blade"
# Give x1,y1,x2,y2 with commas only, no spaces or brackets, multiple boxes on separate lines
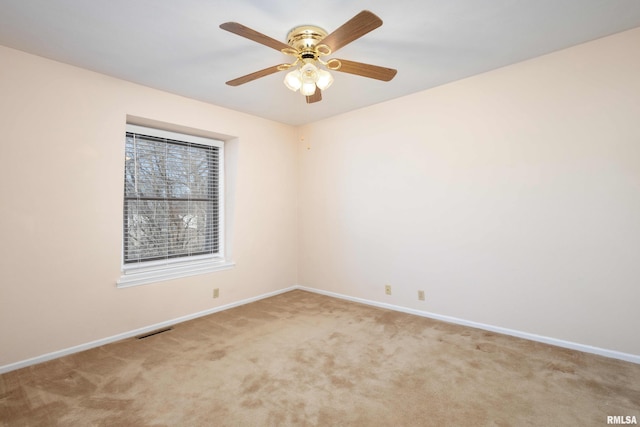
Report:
220,22,291,52
320,10,383,53
334,59,397,81
306,90,322,104
226,65,283,86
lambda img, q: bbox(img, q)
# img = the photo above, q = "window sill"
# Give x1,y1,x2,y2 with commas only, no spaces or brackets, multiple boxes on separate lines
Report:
117,257,235,288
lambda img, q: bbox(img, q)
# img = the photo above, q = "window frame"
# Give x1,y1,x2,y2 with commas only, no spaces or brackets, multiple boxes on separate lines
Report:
117,124,233,288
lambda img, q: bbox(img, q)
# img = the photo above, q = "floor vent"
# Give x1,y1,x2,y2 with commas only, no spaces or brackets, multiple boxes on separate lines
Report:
136,327,173,340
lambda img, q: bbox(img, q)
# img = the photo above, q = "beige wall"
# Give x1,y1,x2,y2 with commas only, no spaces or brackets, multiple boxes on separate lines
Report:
2,26,640,368
0,45,298,367
298,28,640,356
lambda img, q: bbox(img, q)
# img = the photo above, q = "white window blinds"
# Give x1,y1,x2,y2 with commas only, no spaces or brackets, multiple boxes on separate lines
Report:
123,125,222,265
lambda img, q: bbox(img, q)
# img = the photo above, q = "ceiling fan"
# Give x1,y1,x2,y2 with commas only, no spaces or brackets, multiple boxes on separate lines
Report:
220,10,397,104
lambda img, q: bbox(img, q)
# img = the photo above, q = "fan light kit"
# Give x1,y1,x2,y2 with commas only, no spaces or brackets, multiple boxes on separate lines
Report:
280,25,336,97
220,10,397,104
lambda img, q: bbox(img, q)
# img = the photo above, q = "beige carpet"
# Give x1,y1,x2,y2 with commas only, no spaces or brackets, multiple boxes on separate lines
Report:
1,290,639,426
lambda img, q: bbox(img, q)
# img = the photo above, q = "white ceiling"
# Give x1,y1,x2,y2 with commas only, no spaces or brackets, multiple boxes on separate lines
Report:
1,0,640,126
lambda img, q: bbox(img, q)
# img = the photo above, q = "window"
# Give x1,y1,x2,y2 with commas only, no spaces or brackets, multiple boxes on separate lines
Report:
117,124,233,287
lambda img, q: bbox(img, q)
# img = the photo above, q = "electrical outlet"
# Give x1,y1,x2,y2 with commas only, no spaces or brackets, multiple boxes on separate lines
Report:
418,290,425,301
385,285,392,295
213,288,220,298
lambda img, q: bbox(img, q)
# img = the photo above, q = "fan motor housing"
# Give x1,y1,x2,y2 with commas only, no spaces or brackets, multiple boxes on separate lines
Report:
286,25,328,52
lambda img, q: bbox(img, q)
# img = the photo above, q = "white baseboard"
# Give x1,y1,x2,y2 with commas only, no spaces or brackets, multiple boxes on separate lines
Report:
3,284,637,374
295,285,640,365
0,286,297,374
